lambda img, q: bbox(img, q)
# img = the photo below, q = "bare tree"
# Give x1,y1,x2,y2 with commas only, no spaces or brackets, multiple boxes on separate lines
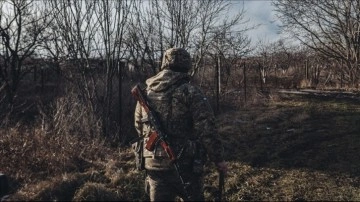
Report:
206,22,251,113
126,0,200,75
0,0,52,111
93,0,132,139
126,0,251,80
254,39,276,89
190,0,251,77
47,0,99,102
46,0,133,138
273,0,360,87
162,0,200,48
125,0,161,75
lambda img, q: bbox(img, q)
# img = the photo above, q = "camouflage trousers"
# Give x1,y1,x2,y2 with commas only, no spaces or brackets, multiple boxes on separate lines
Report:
145,169,204,201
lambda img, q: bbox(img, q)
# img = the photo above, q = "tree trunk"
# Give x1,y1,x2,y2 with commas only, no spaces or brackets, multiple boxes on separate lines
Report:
215,55,220,114
243,63,247,104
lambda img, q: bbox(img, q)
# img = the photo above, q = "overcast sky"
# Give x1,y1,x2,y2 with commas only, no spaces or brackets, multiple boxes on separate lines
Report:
230,0,283,45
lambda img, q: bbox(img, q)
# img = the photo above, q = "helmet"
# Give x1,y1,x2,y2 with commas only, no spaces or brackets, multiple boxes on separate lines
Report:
160,48,191,73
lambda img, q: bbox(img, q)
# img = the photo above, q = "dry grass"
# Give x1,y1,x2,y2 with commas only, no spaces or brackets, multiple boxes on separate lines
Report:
0,91,147,201
1,90,360,201
216,91,360,201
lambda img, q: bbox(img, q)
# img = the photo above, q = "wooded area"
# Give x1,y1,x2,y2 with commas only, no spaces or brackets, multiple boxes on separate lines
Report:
0,0,359,143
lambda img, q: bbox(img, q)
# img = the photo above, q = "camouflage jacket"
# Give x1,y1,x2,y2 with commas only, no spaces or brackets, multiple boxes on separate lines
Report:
134,69,224,170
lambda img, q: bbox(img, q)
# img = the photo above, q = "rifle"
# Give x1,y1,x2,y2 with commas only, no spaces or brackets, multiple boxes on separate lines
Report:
131,84,189,199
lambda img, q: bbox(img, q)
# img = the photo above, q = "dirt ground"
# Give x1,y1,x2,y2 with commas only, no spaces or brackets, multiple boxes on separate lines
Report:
2,90,360,201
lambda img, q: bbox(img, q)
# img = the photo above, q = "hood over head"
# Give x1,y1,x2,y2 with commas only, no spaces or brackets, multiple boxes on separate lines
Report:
146,69,189,92
160,48,191,73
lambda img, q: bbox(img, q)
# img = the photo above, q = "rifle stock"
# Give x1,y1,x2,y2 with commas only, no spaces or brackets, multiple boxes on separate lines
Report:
131,85,150,113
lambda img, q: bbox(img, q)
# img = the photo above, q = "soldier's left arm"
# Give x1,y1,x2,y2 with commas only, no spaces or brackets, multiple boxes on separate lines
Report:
188,86,224,163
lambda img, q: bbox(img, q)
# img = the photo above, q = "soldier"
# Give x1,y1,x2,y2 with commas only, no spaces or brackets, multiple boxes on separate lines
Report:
134,47,228,201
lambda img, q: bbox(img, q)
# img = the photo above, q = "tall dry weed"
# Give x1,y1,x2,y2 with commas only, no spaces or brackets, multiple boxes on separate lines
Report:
0,89,116,197
52,92,102,139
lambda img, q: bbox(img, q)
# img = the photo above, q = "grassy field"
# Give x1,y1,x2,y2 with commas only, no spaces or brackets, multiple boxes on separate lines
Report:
1,91,360,201
215,92,360,201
